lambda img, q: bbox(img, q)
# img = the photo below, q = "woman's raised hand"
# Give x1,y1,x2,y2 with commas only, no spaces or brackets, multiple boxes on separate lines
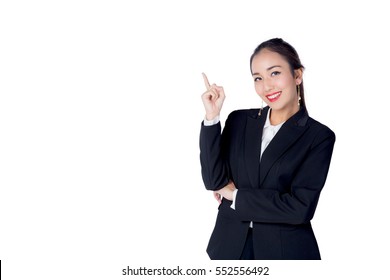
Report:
201,73,225,121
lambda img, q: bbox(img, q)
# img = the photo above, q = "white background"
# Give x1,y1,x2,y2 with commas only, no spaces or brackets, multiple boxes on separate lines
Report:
1,0,389,279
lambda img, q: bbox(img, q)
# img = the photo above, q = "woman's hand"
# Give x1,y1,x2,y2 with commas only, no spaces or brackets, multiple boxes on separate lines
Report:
213,192,222,204
201,73,225,121
213,181,237,203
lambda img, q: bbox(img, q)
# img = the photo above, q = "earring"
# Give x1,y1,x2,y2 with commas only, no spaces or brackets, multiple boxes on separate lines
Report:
297,85,301,106
258,100,264,116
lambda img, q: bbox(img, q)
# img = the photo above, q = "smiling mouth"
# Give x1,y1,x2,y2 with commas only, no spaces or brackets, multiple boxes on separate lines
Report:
266,91,282,102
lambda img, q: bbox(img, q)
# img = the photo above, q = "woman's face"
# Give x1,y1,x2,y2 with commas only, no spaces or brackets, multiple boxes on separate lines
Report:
251,49,302,113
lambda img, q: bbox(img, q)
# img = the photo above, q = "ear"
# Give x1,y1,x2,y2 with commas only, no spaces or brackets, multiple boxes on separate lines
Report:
294,68,303,85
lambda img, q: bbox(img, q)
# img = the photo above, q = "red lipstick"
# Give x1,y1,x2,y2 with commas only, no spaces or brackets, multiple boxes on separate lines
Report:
266,91,282,102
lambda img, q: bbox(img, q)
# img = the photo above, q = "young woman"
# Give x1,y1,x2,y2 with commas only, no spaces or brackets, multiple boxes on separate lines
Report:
199,38,335,260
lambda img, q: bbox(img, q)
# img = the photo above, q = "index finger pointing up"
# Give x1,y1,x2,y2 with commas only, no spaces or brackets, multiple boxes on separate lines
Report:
202,72,211,89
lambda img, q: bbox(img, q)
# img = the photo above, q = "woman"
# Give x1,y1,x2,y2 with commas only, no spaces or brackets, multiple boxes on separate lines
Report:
199,38,335,260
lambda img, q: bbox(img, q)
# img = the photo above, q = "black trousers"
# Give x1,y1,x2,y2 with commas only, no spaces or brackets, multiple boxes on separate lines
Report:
240,228,254,260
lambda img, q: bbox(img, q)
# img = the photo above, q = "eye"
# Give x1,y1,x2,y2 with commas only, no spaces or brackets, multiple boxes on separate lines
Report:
254,77,262,82
271,71,281,77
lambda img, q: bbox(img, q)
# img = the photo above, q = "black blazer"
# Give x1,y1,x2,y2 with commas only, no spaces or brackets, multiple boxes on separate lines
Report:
199,106,335,260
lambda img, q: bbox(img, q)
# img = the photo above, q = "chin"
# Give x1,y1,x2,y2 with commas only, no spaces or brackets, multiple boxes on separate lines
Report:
268,103,281,110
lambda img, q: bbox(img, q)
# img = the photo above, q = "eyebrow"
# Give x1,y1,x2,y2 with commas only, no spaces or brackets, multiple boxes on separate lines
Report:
252,65,282,76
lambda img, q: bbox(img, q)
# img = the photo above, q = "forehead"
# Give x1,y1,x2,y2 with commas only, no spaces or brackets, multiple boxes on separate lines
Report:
251,49,289,72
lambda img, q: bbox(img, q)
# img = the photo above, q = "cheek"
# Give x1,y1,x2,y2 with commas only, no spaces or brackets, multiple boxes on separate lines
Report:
277,76,294,89
254,83,264,95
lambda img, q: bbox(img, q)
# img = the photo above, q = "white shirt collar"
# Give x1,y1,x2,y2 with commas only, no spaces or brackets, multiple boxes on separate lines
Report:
264,108,285,129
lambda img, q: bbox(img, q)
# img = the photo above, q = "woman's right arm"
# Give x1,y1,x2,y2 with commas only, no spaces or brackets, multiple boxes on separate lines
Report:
199,73,229,191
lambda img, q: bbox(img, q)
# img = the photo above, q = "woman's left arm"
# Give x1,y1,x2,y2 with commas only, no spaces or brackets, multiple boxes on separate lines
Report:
233,127,336,225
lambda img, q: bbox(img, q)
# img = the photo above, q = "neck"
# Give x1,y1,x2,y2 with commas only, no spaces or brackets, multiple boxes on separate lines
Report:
269,105,300,125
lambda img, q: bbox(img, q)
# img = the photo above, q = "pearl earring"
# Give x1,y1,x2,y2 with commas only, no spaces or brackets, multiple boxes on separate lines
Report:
258,100,264,116
297,85,301,106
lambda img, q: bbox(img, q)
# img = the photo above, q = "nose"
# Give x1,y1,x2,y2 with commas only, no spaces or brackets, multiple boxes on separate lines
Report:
263,77,274,93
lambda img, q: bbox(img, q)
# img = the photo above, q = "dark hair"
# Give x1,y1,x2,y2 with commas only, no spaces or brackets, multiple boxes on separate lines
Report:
250,38,306,108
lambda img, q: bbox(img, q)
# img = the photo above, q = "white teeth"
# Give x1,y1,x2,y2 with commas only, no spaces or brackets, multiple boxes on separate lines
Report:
268,92,281,99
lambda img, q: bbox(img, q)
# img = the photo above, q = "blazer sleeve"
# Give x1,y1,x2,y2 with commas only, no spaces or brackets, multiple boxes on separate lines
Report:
199,114,233,191
235,126,336,225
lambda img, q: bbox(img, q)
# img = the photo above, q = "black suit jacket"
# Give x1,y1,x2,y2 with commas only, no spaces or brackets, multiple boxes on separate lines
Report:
199,106,335,260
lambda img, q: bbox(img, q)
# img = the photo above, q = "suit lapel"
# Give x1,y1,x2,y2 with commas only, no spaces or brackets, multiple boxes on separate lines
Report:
259,107,310,186
244,107,268,189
